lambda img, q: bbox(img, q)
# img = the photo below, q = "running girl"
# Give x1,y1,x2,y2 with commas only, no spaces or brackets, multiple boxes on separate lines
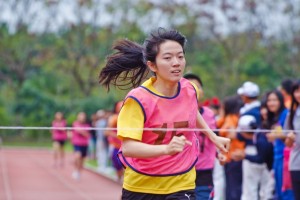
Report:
51,112,67,168
71,112,90,180
99,28,230,199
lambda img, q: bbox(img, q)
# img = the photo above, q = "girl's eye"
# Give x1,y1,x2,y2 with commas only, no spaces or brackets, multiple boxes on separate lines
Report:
164,57,171,60
178,56,184,59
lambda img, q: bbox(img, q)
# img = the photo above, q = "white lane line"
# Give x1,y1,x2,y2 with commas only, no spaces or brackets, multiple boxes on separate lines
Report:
0,151,12,200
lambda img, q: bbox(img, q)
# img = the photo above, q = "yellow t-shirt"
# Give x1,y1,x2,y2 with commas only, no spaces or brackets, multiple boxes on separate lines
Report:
117,77,198,194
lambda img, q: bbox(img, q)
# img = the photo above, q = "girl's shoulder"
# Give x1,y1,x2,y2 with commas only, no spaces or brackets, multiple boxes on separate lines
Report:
181,77,195,88
227,114,239,122
127,86,144,95
279,108,289,121
52,120,66,125
282,108,289,115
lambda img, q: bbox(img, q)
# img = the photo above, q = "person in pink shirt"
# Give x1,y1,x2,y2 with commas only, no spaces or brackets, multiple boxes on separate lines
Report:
184,73,217,200
51,112,67,168
71,112,90,180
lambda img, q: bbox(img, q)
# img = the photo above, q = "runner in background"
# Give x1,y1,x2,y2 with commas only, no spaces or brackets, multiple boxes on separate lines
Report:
71,112,91,180
184,73,217,200
51,112,68,168
105,101,124,182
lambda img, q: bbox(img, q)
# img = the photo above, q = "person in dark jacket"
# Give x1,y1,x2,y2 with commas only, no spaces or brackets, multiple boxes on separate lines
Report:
232,115,274,200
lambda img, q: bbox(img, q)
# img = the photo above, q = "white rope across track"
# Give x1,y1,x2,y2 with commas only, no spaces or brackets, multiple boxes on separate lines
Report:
0,126,298,133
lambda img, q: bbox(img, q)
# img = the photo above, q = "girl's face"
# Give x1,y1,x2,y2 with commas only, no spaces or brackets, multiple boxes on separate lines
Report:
148,40,186,84
77,112,86,123
260,107,268,120
267,93,281,113
55,112,63,120
294,88,300,104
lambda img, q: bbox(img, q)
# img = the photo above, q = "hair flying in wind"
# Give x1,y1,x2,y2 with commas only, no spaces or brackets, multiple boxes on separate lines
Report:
99,28,186,90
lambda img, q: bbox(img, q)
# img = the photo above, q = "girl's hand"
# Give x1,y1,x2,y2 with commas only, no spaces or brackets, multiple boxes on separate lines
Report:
227,128,237,139
285,132,295,147
266,132,277,142
231,150,245,161
218,153,227,166
213,136,230,154
166,135,192,155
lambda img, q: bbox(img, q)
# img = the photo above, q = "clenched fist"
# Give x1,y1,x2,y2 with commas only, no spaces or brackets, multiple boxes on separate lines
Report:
165,135,192,155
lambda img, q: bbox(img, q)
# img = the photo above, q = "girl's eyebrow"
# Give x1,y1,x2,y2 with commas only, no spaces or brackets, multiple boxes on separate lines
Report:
162,51,184,56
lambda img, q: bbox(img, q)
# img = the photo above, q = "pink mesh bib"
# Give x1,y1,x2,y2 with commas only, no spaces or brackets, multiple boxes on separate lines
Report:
119,78,199,176
195,107,217,170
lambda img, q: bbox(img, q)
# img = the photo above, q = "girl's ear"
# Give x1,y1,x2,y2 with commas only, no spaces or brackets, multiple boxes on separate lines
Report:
147,61,157,73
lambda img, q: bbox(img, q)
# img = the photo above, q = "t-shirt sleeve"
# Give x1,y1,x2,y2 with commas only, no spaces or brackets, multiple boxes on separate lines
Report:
189,81,200,101
117,97,144,141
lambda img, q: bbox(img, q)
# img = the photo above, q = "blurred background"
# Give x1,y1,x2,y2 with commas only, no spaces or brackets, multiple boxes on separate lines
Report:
0,0,299,143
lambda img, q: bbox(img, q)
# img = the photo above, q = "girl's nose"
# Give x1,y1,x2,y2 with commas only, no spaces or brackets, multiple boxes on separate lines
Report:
172,57,180,67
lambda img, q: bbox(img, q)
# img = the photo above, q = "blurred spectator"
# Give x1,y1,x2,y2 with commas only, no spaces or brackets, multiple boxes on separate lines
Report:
284,80,300,200
232,115,274,200
237,81,261,125
217,95,244,200
278,78,296,197
209,97,221,119
95,110,110,171
260,96,269,129
71,112,91,180
106,101,124,182
203,97,221,120
88,113,97,160
264,90,294,200
279,78,294,109
51,112,67,168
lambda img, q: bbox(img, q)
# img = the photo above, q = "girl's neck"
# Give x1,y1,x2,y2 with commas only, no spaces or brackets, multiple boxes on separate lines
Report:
152,78,179,97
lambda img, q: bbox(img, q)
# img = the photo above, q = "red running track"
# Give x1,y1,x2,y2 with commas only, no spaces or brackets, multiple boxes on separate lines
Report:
0,148,122,200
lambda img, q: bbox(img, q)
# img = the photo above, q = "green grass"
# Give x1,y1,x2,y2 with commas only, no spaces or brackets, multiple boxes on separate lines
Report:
2,141,52,148
86,159,98,168
2,140,75,152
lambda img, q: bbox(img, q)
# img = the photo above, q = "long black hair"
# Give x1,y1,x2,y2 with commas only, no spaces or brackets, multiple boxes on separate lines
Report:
281,78,294,95
99,28,186,90
289,80,300,129
265,90,286,129
223,95,243,116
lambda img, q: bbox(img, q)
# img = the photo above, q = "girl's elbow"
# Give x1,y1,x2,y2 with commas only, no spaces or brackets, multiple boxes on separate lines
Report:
122,147,129,156
121,144,131,157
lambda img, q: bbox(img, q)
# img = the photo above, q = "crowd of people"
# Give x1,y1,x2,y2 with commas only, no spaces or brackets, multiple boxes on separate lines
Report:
179,74,300,200
207,78,300,200
50,28,300,200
